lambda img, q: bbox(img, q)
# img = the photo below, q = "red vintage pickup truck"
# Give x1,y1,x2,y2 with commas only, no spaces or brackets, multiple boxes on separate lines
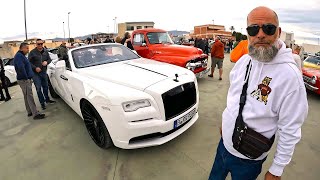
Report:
131,28,209,77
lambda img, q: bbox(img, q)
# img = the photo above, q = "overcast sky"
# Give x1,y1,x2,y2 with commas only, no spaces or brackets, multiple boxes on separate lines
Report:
1,0,320,44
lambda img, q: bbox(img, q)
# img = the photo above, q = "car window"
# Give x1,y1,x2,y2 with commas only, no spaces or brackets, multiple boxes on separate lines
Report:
71,44,140,68
133,34,145,45
147,32,173,44
304,56,320,65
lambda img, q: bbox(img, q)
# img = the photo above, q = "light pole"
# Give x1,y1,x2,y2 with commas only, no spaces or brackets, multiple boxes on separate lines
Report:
24,0,28,41
63,22,66,40
68,12,71,43
212,19,214,25
113,17,117,33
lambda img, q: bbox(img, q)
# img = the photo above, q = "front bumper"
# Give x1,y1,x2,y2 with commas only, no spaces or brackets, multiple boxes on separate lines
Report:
103,103,199,149
304,82,320,93
196,68,210,78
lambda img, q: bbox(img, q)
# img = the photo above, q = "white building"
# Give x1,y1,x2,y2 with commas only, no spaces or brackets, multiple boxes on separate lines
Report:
280,31,295,48
118,22,155,36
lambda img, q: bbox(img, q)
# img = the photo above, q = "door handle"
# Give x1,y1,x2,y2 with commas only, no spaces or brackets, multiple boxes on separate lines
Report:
60,75,68,81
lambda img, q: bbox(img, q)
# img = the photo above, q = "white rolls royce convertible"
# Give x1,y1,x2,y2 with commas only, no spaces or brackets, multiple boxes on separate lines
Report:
47,43,199,149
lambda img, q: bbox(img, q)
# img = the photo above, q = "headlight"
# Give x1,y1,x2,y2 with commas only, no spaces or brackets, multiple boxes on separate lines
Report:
122,99,151,112
186,62,195,71
311,76,317,84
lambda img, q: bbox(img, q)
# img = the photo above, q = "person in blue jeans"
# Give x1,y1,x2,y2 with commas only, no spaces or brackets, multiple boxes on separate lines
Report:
29,39,55,110
209,139,266,180
209,6,308,180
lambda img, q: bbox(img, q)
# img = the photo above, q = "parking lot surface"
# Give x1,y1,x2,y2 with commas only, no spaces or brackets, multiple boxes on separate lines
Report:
0,54,319,180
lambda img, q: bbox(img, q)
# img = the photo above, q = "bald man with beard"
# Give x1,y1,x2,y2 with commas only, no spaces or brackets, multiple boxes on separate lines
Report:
208,6,308,180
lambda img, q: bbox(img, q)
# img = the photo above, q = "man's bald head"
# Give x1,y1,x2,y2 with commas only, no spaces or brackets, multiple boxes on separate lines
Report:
247,6,279,26
246,6,282,62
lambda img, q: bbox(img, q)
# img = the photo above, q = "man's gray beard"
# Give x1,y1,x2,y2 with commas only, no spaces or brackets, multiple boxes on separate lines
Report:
248,44,279,62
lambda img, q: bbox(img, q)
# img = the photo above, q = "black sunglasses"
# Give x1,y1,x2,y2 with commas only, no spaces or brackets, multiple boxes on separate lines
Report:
37,43,43,45
246,24,277,36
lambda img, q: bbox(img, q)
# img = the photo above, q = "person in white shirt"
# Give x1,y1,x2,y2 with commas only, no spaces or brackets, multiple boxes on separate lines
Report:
208,6,308,180
292,45,303,71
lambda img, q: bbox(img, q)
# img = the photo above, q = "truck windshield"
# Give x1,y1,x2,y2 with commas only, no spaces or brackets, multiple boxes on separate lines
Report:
147,32,173,44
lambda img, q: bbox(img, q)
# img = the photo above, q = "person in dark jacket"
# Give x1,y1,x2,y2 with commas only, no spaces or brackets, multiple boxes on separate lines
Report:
121,32,134,50
29,39,55,110
57,41,68,59
13,43,45,120
0,58,11,101
197,38,206,54
104,36,114,43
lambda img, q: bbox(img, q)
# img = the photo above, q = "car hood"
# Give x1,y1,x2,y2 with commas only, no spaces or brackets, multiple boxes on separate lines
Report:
150,44,205,58
78,58,190,91
303,67,320,77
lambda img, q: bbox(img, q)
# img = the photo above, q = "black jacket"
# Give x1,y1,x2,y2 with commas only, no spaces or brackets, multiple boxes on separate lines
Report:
29,48,52,73
0,59,5,77
121,37,134,50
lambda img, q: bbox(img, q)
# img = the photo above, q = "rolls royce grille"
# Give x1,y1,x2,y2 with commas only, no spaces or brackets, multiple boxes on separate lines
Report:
162,82,197,120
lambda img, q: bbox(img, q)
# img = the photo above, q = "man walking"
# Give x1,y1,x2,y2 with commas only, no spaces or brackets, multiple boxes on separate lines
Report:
13,43,45,120
57,41,68,59
208,6,308,180
208,36,224,80
29,39,55,110
0,58,11,101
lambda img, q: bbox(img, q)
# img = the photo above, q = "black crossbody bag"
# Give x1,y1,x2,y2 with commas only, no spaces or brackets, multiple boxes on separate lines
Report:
232,60,275,159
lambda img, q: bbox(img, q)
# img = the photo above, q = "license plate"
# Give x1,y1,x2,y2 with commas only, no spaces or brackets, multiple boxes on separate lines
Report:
174,108,197,128
196,68,210,78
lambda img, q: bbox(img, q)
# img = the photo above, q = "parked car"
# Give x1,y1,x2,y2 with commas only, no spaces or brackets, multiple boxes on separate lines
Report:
302,55,320,94
2,58,17,86
47,43,199,149
131,29,209,78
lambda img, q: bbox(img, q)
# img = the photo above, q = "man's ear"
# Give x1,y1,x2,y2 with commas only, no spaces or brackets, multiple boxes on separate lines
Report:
278,27,282,38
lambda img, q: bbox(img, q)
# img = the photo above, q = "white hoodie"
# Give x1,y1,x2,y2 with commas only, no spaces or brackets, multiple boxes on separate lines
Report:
222,40,308,176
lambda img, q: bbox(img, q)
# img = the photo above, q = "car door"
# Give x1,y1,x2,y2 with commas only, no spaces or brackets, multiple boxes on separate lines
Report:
132,33,150,58
56,60,83,109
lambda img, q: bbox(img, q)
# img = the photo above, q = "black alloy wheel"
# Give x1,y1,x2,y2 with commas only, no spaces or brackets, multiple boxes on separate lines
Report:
81,101,113,149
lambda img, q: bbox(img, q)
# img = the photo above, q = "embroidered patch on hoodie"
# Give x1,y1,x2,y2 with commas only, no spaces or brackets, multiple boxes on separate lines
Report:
250,76,272,105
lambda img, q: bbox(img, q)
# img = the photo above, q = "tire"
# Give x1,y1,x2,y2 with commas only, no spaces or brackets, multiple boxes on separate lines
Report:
48,78,60,98
4,76,11,87
81,101,113,149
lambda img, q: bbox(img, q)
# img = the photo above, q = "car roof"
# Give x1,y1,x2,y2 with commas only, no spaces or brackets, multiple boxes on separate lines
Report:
133,28,167,33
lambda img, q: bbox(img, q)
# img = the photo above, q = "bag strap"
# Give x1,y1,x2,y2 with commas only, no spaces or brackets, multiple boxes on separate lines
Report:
237,59,252,128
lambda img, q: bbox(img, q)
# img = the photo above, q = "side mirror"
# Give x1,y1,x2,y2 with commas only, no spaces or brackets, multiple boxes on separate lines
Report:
56,60,66,70
141,43,147,47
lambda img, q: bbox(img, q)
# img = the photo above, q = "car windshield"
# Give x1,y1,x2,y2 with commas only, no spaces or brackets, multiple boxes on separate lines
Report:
72,44,140,68
304,56,320,65
147,32,173,44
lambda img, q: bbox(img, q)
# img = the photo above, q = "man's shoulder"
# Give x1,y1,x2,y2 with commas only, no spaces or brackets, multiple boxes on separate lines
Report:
29,48,37,55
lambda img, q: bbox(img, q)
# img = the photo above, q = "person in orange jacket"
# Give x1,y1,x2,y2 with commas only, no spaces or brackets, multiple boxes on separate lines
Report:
230,39,248,63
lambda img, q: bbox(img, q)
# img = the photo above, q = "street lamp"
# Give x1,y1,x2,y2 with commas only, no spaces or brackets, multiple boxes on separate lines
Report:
68,12,71,43
63,22,66,40
113,17,117,33
212,19,214,25
24,0,28,41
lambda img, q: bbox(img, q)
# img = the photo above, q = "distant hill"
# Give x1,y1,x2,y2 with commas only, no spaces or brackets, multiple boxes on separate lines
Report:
52,34,93,41
168,30,190,36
